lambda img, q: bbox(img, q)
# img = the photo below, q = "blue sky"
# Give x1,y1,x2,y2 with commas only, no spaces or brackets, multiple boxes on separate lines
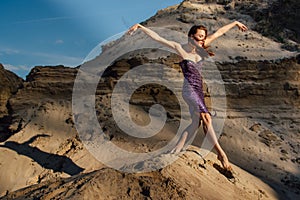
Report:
0,0,182,78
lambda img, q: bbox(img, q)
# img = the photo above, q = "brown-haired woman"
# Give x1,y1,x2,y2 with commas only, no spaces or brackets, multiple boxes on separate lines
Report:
128,21,248,170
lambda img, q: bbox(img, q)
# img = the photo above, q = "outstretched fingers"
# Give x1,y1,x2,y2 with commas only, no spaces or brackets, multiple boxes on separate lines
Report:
127,24,140,35
237,22,248,32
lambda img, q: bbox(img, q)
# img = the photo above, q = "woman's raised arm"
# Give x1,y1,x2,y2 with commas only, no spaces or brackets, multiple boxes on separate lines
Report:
128,24,188,58
205,21,248,46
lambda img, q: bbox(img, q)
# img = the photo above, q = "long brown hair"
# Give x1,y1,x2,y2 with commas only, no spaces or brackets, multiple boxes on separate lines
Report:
188,25,214,56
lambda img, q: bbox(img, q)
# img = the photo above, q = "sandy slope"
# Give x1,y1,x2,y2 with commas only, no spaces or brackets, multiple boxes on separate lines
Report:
1,148,279,200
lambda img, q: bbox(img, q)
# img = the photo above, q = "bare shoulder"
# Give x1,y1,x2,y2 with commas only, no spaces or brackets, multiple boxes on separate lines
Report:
174,42,184,49
204,34,216,46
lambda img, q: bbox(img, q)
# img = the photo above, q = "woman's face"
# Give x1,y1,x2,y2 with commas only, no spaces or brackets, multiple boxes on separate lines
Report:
192,29,206,43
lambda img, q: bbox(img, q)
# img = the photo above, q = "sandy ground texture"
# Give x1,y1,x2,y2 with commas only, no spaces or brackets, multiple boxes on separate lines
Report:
1,147,279,200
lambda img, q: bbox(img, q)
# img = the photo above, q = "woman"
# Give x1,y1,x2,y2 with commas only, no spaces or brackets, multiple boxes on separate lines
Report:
128,21,248,170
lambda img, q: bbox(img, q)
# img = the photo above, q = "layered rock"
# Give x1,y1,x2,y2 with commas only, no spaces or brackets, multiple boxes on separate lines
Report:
87,50,300,198
0,64,23,118
7,65,77,133
0,64,23,142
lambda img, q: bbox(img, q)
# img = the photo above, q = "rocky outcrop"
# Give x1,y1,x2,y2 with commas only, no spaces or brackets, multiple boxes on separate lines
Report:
184,0,300,50
85,50,300,198
98,53,300,115
235,0,300,48
24,65,77,100
7,65,77,133
0,64,23,118
0,64,23,142
219,55,300,106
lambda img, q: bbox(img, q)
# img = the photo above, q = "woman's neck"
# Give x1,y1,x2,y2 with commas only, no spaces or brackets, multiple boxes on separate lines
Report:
188,43,197,54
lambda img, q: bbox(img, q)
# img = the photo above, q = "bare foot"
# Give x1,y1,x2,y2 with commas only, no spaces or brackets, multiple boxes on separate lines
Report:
217,153,232,171
169,138,187,154
169,146,183,154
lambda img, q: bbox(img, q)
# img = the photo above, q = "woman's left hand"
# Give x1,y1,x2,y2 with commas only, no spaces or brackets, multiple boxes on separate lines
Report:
236,21,248,32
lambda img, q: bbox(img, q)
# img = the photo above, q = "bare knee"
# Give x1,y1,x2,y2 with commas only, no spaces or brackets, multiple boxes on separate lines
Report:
191,113,201,127
201,113,212,127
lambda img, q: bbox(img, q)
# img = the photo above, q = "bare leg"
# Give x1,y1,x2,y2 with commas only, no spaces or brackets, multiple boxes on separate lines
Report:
201,113,232,170
170,131,188,154
170,113,200,153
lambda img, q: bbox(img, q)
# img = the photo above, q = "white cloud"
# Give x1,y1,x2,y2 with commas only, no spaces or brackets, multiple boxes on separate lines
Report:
0,48,20,55
3,64,30,71
12,16,78,25
55,39,64,44
30,52,83,67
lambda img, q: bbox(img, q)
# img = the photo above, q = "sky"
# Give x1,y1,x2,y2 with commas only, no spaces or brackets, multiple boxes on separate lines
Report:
0,0,182,78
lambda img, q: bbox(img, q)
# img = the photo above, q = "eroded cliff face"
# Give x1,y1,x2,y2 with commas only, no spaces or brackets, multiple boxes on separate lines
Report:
0,64,23,118
0,64,23,142
1,52,299,199
6,66,77,134
182,0,300,47
100,53,300,118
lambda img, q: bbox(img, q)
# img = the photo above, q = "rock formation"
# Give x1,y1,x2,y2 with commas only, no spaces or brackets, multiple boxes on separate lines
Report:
0,64,23,141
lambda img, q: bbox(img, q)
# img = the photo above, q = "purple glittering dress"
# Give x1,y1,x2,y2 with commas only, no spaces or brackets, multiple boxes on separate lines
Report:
179,59,209,115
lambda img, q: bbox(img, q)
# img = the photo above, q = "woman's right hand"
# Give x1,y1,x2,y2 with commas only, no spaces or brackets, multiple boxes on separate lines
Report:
127,24,141,35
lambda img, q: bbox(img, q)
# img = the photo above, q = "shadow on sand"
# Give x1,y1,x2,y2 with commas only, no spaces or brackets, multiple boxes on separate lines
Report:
0,134,84,176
